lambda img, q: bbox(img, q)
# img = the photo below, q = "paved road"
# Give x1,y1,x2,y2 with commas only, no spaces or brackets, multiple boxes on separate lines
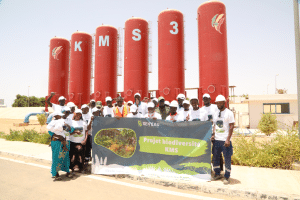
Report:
0,156,245,200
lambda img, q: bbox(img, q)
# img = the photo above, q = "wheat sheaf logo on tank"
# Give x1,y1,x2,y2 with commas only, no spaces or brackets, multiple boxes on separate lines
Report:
211,14,225,34
52,46,63,60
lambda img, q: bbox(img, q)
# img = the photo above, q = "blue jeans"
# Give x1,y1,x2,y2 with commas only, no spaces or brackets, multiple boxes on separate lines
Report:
212,140,233,179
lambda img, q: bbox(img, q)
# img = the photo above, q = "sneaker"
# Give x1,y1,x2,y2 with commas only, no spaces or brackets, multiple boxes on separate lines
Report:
223,178,230,185
212,174,222,181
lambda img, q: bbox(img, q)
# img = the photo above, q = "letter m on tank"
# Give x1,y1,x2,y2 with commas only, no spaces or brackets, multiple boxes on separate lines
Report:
99,36,109,46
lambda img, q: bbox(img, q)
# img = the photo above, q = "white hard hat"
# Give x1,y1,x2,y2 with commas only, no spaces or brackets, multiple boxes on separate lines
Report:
130,104,137,112
67,102,75,107
90,99,95,102
92,107,100,113
75,109,82,114
134,93,141,97
152,98,158,102
127,101,133,105
170,100,178,107
147,102,155,108
190,96,198,101
183,100,190,105
105,96,112,102
215,95,226,102
203,93,211,98
53,111,64,116
177,93,185,99
62,107,71,113
81,104,88,109
165,101,170,106
58,96,66,101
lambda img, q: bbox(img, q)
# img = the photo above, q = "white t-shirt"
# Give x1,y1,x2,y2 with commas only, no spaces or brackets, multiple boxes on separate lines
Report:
143,112,162,120
62,118,72,141
166,113,180,122
82,113,92,135
178,110,191,122
177,105,184,114
213,108,235,141
103,106,114,117
190,109,208,121
70,120,87,143
127,113,142,118
200,104,218,121
47,120,56,133
52,103,68,113
53,119,65,139
135,102,148,116
68,113,74,120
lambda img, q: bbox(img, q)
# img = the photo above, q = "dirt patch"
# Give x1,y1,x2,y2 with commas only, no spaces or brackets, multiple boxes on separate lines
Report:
0,119,48,134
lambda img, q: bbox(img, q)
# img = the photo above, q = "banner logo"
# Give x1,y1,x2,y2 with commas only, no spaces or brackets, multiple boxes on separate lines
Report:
212,14,225,34
52,46,63,60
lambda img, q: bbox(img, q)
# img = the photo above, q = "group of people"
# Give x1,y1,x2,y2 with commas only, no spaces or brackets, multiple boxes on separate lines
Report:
46,92,234,184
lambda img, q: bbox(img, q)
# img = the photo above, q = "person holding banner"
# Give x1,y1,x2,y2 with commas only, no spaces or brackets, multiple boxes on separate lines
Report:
144,102,162,120
211,95,235,185
127,104,141,118
114,96,129,118
103,97,114,117
190,97,208,121
166,101,179,122
70,109,88,173
134,93,148,116
178,100,191,121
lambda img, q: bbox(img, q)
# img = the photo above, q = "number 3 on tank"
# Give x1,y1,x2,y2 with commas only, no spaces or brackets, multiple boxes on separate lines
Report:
170,21,178,34
132,29,141,41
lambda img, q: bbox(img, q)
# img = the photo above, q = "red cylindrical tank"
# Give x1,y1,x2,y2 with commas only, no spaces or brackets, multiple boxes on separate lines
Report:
124,17,149,102
94,25,118,105
158,9,185,102
48,37,70,103
69,31,92,107
198,0,229,106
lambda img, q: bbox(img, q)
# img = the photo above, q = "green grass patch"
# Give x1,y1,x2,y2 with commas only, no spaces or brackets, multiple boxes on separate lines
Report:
2,129,51,145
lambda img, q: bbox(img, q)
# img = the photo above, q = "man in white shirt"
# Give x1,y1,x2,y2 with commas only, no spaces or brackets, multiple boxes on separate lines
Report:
200,93,219,122
189,97,208,121
178,100,191,122
134,93,148,116
166,101,179,122
103,97,115,117
127,104,142,118
46,93,68,124
211,95,235,185
176,93,185,114
144,102,161,120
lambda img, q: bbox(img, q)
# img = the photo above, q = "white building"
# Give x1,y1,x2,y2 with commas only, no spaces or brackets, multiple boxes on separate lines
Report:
245,94,298,129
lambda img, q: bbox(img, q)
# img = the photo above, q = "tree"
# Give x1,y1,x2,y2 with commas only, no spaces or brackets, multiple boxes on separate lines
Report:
12,94,45,107
276,88,288,94
258,113,278,136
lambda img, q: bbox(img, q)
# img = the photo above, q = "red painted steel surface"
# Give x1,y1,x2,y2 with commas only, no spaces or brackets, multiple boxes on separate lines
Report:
48,37,70,104
158,9,185,102
198,1,229,106
124,17,149,102
69,32,92,107
94,25,118,105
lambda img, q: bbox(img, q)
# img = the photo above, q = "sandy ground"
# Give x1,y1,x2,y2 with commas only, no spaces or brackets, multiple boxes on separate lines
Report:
0,119,48,134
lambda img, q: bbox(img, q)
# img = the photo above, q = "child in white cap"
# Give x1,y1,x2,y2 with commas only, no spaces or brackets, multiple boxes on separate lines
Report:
189,97,208,121
127,104,141,118
178,100,191,122
166,101,179,122
144,102,161,120
103,96,115,117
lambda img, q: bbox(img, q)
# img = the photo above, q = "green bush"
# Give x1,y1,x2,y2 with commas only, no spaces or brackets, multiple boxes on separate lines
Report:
37,114,47,127
232,130,300,169
3,129,51,145
258,113,278,136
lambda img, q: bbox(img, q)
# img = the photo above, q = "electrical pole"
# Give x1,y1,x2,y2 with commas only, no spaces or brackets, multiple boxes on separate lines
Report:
293,0,300,137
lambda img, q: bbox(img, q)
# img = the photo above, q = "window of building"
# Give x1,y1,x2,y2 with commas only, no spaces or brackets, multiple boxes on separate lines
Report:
263,103,290,114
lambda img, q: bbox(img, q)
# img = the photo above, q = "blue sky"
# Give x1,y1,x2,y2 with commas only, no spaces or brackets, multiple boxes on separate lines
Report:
0,0,297,106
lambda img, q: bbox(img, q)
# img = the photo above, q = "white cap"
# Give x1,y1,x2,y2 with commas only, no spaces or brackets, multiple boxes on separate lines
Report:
105,96,112,102
134,93,141,97
53,111,64,116
215,95,226,102
183,100,190,105
75,109,82,114
81,104,88,109
127,101,133,105
62,107,71,113
165,101,170,106
67,102,75,107
92,107,100,113
58,96,66,101
147,102,155,108
152,98,158,102
203,93,211,98
90,99,95,102
177,93,185,99
170,100,178,107
190,96,198,100
130,104,137,112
